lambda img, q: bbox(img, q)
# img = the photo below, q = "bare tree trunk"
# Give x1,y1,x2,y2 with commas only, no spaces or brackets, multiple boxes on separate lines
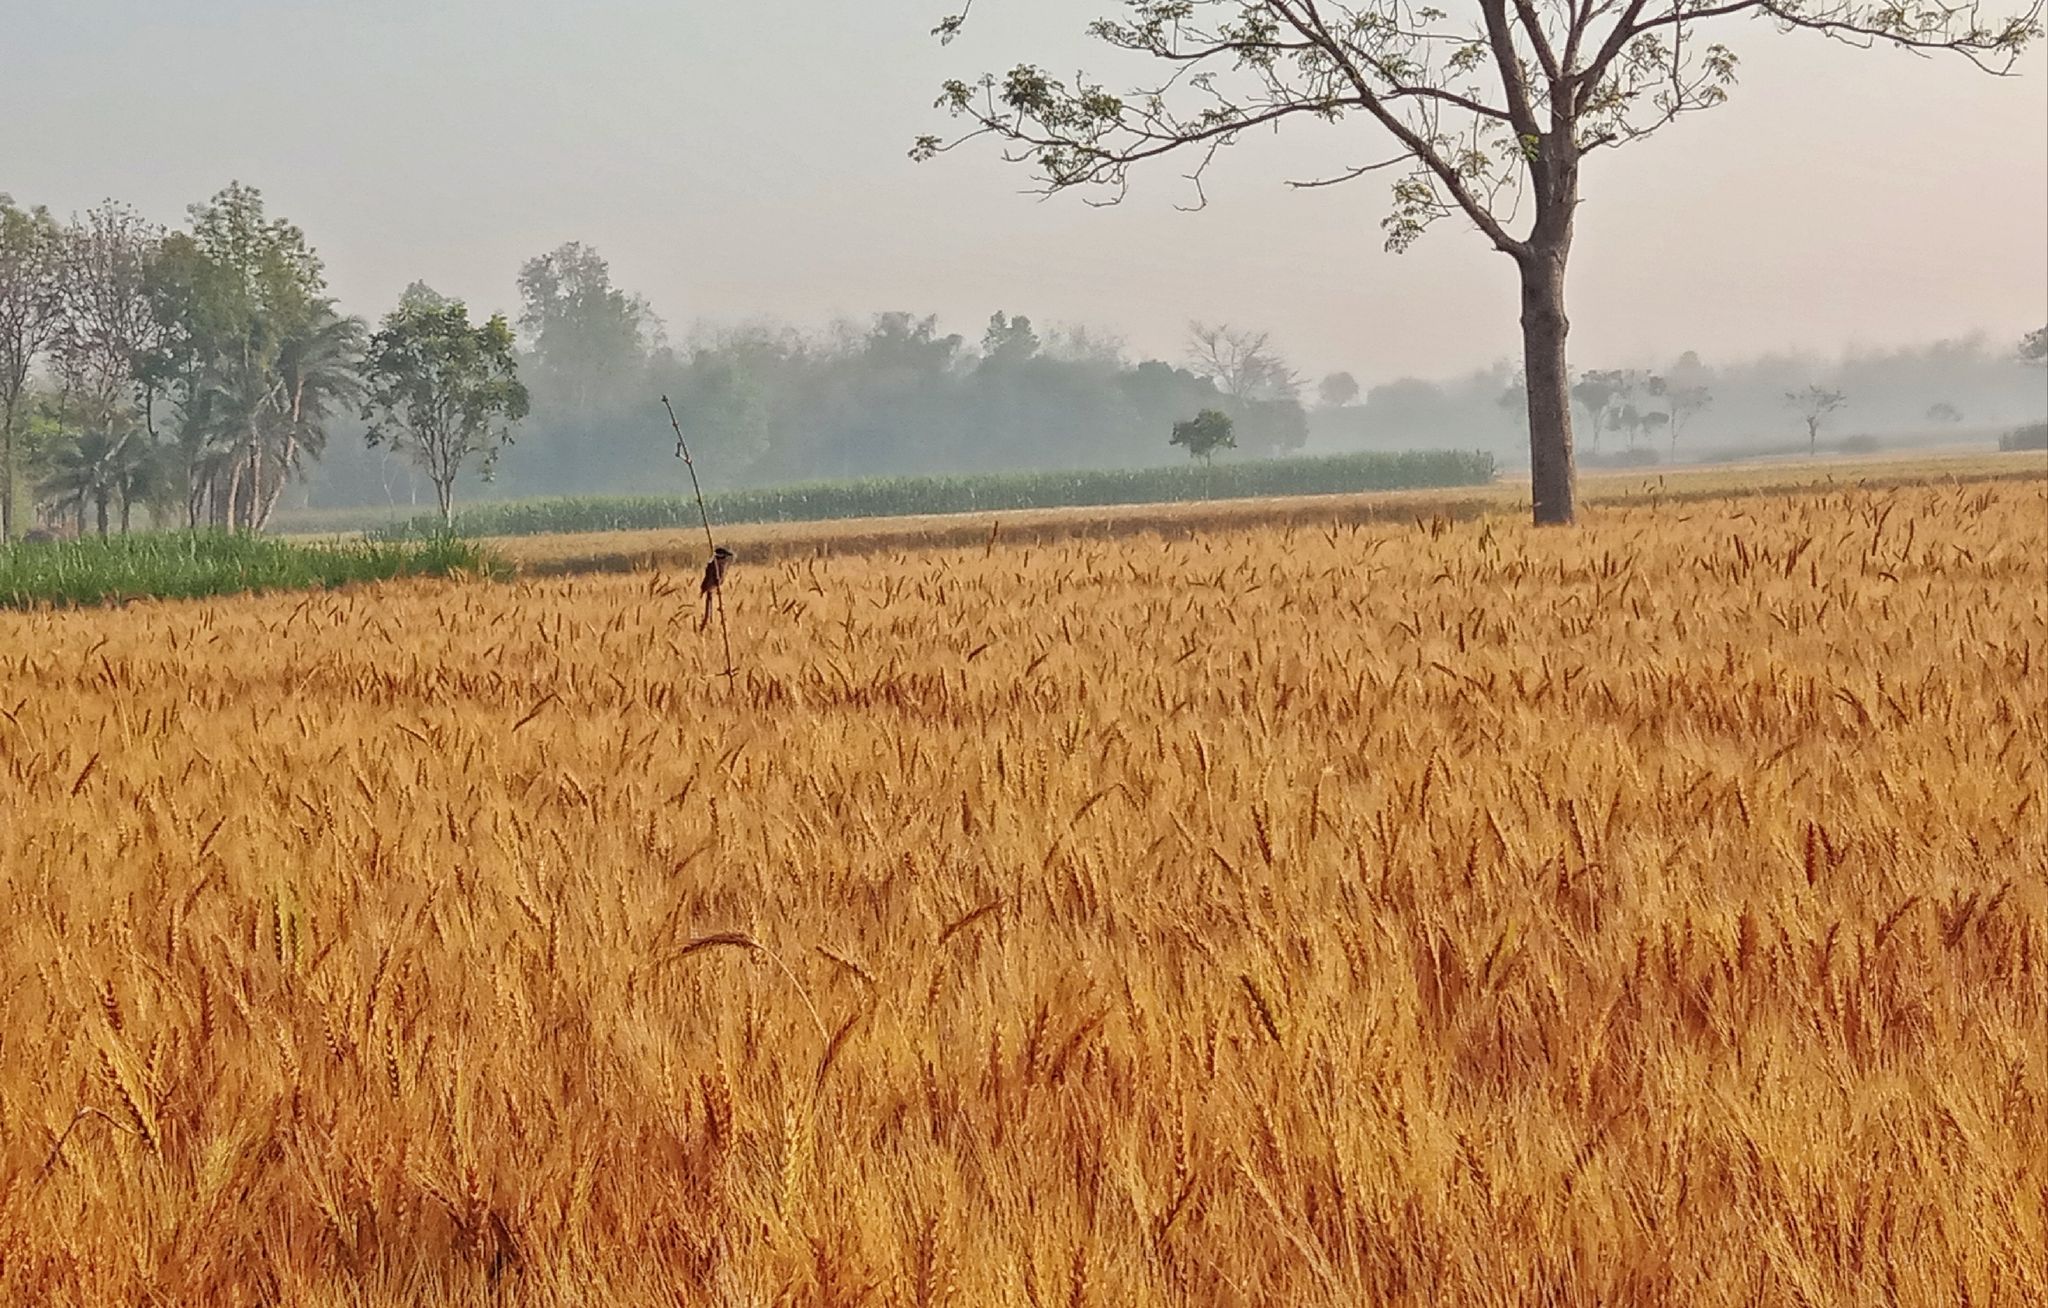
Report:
242,422,263,531
95,494,109,539
1519,247,1577,527
254,433,297,531
225,459,246,532
0,400,15,540
435,475,455,528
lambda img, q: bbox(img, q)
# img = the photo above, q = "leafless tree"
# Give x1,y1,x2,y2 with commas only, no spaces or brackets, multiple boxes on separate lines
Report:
1786,383,1848,453
1185,322,1301,404
1667,384,1712,455
58,202,166,409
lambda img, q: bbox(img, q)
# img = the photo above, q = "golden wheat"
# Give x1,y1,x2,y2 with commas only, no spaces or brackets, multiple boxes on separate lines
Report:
0,477,2042,1305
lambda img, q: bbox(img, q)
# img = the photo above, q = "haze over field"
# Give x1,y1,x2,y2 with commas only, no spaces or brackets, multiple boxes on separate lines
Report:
4,6,2048,1301
6,0,2044,383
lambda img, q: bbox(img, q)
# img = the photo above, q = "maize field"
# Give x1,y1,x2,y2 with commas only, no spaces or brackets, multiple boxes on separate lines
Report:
0,476,2041,1305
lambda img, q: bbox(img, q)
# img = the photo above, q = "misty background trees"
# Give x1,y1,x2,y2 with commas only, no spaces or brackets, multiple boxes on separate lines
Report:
1,181,2043,537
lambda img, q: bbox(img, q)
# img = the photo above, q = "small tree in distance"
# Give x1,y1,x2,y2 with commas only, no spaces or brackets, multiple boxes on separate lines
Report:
1171,408,1236,464
1185,322,1301,405
1318,371,1361,409
362,284,529,526
2020,326,2047,366
1786,385,1848,454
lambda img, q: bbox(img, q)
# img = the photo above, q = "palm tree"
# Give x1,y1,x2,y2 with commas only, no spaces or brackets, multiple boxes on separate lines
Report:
192,319,281,530
189,303,362,530
261,304,363,527
114,438,170,533
39,429,152,538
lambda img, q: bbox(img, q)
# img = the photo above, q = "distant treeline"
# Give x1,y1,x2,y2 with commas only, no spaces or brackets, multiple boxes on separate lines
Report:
369,449,1498,540
6,182,2041,539
313,304,1320,510
1310,337,2048,467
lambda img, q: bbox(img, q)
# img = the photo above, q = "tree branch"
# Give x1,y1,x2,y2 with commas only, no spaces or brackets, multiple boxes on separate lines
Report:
1277,0,1530,254
1476,0,1549,136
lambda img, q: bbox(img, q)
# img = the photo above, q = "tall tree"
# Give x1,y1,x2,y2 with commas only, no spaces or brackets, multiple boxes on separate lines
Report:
180,183,327,529
362,289,529,525
59,202,166,409
920,0,2039,524
53,203,172,532
1318,371,1361,409
263,304,364,526
517,243,654,413
0,198,66,538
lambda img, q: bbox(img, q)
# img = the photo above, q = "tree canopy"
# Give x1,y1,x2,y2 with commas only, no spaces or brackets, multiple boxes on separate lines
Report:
919,0,2040,523
361,294,530,525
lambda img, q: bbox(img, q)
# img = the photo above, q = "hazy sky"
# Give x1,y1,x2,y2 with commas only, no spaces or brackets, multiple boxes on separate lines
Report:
6,1,2045,383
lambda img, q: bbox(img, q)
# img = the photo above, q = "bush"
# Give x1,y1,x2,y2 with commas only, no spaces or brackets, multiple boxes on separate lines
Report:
0,532,498,609
1836,434,1883,455
1999,422,2047,452
372,449,1499,540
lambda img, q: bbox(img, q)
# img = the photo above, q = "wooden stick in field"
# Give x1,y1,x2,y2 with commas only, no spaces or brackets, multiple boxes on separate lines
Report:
661,395,738,682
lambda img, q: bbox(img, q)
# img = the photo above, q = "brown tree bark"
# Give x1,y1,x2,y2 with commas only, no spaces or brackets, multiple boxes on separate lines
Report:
1517,129,1581,527
1520,250,1577,527
245,421,263,531
223,461,244,531
1,410,14,541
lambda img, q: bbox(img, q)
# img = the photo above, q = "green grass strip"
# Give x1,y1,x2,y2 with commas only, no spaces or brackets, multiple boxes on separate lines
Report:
368,449,1498,540
0,532,500,610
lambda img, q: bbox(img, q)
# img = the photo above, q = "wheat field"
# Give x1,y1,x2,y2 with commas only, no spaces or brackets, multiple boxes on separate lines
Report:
0,477,2042,1305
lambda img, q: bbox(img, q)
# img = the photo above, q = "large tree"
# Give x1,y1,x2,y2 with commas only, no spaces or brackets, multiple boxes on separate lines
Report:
362,285,529,526
516,242,655,414
174,184,328,530
265,304,364,526
918,0,2040,524
0,197,67,538
51,203,172,532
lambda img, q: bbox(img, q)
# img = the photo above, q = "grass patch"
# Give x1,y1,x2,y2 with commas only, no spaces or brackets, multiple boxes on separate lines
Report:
366,449,1497,540
0,532,499,610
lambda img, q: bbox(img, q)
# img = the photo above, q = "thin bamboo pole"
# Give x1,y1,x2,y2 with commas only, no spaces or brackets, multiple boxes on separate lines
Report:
661,395,737,682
